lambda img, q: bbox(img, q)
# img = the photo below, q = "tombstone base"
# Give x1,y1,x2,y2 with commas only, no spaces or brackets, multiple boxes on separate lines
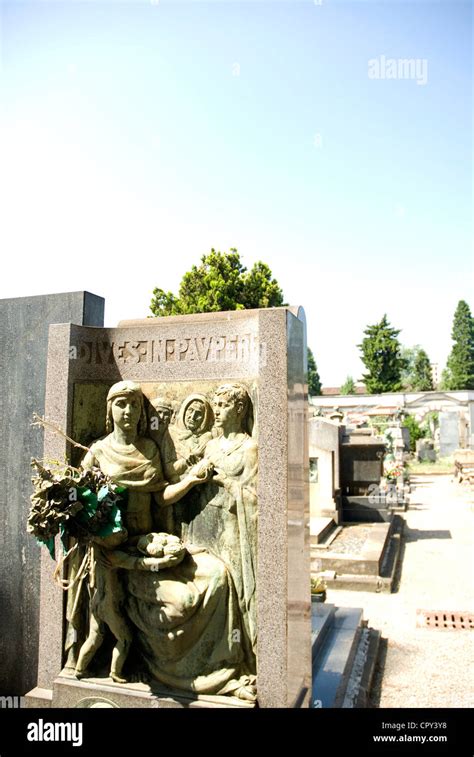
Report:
23,687,53,708
25,675,255,709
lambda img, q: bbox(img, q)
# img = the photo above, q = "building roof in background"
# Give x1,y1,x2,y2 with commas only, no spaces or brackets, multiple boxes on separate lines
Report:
321,386,367,396
365,406,400,416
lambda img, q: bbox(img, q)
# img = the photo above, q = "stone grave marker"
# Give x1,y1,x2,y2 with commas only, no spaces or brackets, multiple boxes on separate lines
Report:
0,292,104,696
25,306,311,709
439,412,460,457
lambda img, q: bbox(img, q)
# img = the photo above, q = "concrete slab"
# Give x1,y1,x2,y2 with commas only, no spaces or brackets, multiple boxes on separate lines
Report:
310,517,335,544
311,602,336,659
311,517,404,593
311,607,363,708
333,607,365,629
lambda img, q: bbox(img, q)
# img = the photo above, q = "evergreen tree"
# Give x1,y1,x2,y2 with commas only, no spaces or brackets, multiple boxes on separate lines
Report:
400,345,419,388
340,376,356,395
150,248,284,316
401,345,434,391
358,315,407,394
307,348,322,396
442,300,474,390
411,348,434,391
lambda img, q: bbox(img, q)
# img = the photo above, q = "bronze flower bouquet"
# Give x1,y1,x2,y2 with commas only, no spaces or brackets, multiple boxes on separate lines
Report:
28,459,126,560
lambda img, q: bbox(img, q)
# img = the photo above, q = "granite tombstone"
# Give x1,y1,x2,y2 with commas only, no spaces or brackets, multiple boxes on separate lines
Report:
0,292,104,697
25,306,311,708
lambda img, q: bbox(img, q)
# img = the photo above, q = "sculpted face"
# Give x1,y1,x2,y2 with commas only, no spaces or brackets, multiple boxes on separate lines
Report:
111,394,141,432
185,401,205,432
213,395,241,430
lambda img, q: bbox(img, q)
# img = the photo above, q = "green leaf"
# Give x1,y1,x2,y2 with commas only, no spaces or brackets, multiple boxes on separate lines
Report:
59,523,69,554
37,536,55,560
95,503,123,538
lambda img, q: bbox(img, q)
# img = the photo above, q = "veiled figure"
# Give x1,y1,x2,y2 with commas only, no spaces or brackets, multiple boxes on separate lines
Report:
168,393,214,479
176,384,258,669
68,381,256,699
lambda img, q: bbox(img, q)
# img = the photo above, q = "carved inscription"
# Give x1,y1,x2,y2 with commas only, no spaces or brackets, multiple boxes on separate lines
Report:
70,334,260,364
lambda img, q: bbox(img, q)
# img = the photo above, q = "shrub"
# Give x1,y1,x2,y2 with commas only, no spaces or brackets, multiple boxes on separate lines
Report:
403,415,426,451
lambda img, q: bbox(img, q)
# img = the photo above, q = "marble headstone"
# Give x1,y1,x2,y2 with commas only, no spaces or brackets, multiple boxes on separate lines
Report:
439,412,460,457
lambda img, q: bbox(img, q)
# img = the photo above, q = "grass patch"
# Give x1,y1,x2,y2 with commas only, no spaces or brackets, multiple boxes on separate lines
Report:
408,457,454,475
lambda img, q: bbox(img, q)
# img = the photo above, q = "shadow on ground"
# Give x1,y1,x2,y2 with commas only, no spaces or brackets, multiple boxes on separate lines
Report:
404,528,452,542
390,533,406,593
409,477,453,489
368,636,388,708
390,524,451,594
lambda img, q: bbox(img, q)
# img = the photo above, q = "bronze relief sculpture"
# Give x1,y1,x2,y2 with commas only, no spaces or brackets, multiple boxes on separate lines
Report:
64,380,258,701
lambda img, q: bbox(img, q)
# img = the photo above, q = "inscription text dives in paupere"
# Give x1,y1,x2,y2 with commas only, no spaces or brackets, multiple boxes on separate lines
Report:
69,334,261,364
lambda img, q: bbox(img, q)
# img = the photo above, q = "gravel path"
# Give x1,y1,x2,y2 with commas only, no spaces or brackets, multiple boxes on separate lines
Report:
326,475,474,708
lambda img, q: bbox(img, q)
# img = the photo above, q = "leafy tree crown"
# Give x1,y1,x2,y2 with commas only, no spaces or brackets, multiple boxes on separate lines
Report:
150,249,285,316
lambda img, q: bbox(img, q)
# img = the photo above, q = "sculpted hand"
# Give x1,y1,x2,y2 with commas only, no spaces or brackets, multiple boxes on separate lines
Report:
186,451,203,466
99,549,184,572
138,556,162,572
136,553,184,571
188,459,214,485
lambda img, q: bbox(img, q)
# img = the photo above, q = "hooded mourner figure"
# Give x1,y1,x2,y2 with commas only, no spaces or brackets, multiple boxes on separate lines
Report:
168,393,214,477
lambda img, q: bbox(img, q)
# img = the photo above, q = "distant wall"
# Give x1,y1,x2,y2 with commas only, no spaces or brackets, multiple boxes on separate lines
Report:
308,417,341,521
310,390,474,452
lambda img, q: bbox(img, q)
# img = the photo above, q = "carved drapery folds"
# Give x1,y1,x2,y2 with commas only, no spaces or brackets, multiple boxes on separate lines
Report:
66,380,258,701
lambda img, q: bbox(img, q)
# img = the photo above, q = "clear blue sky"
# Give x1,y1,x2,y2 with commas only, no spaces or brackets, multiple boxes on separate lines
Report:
1,0,472,385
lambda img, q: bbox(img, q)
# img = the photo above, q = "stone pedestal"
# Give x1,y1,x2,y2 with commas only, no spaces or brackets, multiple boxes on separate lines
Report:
26,306,310,709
